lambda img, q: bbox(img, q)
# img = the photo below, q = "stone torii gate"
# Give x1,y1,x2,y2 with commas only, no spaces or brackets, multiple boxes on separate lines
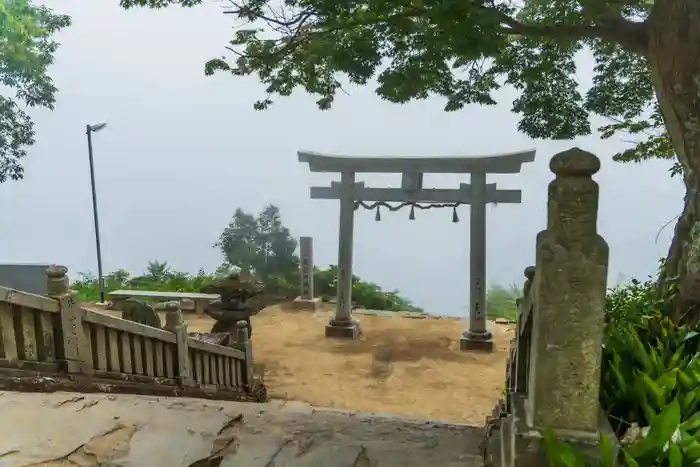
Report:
298,149,536,351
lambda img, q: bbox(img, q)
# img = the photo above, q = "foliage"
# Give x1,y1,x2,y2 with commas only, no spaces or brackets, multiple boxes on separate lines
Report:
313,264,423,312
121,0,670,171
0,0,70,182
212,204,423,312
71,260,422,312
485,283,520,321
215,205,299,281
544,277,700,466
605,278,664,336
71,261,218,302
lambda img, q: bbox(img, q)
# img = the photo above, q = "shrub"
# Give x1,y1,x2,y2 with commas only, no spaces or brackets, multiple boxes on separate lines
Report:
605,278,663,334
486,283,521,321
71,262,217,302
311,265,423,312
70,261,422,312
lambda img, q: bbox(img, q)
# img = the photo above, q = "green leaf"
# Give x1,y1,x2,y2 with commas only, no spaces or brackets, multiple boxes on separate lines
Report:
599,433,615,467
655,369,678,394
621,449,641,467
668,442,682,467
681,411,700,432
681,390,698,416
681,439,700,460
644,400,681,452
678,369,695,391
668,344,686,369
684,331,699,342
641,372,668,410
543,426,588,467
630,334,655,374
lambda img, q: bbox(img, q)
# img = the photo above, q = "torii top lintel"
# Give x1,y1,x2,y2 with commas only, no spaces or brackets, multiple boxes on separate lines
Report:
297,149,536,174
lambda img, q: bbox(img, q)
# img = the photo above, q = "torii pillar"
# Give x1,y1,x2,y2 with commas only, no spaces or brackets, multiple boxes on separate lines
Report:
327,170,360,338
298,149,536,348
461,170,491,350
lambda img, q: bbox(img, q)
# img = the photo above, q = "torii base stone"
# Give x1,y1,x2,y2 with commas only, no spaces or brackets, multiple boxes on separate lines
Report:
325,318,361,339
460,330,494,351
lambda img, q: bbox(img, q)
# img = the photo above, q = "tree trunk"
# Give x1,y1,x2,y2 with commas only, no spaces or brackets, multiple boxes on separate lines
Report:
648,0,700,322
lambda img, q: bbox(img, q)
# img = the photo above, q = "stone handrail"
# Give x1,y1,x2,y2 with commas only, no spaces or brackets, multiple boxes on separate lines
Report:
0,265,262,401
506,266,536,397
517,266,535,337
0,286,62,372
484,148,613,466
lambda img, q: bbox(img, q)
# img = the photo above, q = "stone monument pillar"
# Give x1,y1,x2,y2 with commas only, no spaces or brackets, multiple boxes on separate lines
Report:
497,148,616,466
292,236,322,310
527,148,609,431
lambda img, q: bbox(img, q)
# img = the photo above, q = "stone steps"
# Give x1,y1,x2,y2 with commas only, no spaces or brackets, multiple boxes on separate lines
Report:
1,391,485,466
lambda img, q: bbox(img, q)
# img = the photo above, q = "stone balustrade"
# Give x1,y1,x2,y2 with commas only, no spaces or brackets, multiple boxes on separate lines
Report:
0,266,265,402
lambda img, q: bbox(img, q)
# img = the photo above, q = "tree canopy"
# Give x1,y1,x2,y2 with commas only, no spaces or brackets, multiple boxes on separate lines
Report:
120,0,674,169
215,204,299,280
0,0,70,182
121,0,700,319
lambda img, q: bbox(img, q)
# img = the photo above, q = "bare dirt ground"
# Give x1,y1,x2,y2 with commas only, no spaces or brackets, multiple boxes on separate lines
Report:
97,303,513,425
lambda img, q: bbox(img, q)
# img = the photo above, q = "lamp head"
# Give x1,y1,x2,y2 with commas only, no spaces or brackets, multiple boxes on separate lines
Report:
88,123,107,133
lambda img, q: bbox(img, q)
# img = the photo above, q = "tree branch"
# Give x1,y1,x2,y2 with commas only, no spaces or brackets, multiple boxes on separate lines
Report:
491,8,649,55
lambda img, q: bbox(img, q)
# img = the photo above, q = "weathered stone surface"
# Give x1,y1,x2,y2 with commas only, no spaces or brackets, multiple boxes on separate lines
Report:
0,391,484,466
325,318,362,339
460,330,494,352
154,300,182,311
528,147,608,433
504,394,619,467
219,434,288,467
121,299,162,329
292,296,322,310
299,236,316,300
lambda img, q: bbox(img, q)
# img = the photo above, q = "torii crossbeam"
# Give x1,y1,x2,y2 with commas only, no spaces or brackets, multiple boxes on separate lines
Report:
298,149,536,351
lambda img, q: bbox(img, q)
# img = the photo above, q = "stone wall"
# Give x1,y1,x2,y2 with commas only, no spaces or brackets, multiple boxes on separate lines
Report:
0,263,52,295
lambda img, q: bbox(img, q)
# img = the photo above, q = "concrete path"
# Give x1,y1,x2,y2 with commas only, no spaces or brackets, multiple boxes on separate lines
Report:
0,391,484,467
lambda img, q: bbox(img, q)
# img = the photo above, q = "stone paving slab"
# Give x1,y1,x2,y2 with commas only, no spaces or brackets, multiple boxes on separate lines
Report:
0,391,484,467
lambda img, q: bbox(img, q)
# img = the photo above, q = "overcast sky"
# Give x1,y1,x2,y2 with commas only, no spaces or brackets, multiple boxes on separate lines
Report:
0,0,682,316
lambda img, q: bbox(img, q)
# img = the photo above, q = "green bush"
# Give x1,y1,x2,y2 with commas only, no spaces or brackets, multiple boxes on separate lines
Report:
605,278,663,335
71,260,423,313
71,261,218,302
486,283,521,321
313,265,423,312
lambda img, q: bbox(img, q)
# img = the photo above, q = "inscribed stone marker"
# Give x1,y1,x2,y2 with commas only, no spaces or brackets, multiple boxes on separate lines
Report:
299,236,314,299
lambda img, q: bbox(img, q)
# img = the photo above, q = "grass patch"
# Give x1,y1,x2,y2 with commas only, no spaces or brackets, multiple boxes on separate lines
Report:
486,283,520,321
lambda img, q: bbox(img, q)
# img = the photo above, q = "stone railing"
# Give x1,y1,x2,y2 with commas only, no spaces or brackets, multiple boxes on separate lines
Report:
482,148,617,466
0,266,265,402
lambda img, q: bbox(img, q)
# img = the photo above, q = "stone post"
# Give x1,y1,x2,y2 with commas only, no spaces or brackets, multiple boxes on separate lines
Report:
164,308,193,387
528,148,608,432
46,265,93,374
499,148,616,467
292,236,322,310
513,266,535,395
326,171,361,339
235,320,254,386
461,171,494,351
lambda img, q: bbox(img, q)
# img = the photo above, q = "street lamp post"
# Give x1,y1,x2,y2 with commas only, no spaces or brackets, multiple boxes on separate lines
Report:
86,123,108,304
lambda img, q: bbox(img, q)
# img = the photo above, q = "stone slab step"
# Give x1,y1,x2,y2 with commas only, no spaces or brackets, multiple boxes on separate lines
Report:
0,391,484,466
